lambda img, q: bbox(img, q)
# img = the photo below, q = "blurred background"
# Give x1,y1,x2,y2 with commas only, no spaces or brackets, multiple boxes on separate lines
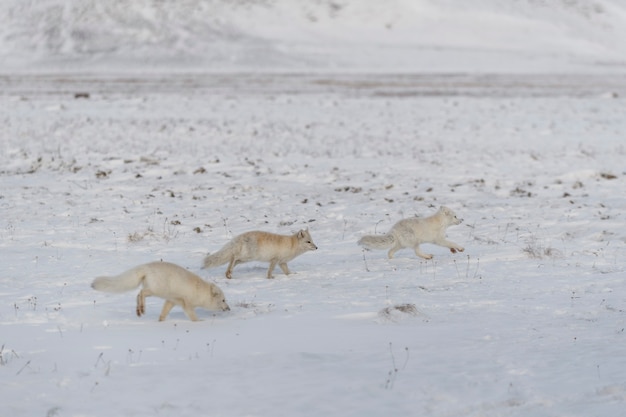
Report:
1,0,626,73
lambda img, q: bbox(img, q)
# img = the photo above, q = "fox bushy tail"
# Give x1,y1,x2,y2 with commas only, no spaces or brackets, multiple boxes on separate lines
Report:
202,244,234,269
358,234,396,249
91,266,145,293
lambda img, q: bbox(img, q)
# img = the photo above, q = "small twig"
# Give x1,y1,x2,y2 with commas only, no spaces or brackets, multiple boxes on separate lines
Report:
473,257,481,279
68,179,88,190
209,339,216,357
374,219,384,235
385,343,410,390
389,342,397,370
94,352,104,368
402,347,410,370
16,360,31,375
362,249,370,272
221,215,231,237
385,342,398,390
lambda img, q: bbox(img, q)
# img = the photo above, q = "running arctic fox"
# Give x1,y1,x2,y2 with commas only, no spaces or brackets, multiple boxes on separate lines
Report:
202,229,318,279
358,206,464,260
91,261,230,321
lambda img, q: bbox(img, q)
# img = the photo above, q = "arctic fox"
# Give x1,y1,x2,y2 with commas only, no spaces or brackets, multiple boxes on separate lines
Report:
202,229,318,279
358,206,464,260
91,261,230,321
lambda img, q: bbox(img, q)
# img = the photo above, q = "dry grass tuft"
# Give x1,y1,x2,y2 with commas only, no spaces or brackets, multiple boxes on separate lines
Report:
378,303,419,320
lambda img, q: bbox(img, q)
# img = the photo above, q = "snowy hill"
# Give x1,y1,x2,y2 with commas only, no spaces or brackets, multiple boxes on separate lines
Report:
2,0,626,73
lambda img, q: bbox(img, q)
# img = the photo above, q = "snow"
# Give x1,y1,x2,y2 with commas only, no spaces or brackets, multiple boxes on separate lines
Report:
1,1,626,417
2,72,625,416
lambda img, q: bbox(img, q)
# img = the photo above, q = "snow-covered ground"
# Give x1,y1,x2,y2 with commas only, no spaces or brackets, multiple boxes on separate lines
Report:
2,1,626,416
1,73,625,416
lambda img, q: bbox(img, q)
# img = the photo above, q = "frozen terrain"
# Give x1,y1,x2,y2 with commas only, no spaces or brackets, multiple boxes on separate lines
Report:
1,1,626,417
1,73,625,416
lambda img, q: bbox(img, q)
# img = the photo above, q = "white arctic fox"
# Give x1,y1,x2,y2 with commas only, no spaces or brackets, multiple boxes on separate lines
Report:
91,261,230,321
358,206,464,260
202,229,318,279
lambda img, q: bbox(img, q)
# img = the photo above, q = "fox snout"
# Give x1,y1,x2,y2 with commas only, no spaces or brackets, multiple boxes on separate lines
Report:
297,229,318,251
223,304,231,311
303,240,318,251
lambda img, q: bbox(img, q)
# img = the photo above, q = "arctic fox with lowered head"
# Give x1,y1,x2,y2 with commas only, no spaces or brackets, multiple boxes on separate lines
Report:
91,261,230,321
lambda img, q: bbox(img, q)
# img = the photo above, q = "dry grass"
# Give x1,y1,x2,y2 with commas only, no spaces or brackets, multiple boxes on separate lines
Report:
378,303,419,320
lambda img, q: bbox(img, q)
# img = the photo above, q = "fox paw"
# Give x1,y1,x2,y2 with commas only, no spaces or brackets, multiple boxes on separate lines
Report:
450,247,465,254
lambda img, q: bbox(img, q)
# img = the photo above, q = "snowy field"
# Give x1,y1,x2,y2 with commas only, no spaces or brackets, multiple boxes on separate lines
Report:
2,1,626,415
1,72,625,416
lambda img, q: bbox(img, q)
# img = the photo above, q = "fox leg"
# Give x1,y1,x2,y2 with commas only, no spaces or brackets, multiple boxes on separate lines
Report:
225,259,243,279
279,262,291,276
136,288,153,317
436,238,465,254
267,260,278,279
159,300,175,321
414,246,433,260
181,302,199,322
225,258,236,279
387,243,402,259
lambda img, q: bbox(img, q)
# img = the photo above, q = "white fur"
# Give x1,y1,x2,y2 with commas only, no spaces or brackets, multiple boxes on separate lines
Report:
202,229,318,279
91,261,230,321
358,206,464,259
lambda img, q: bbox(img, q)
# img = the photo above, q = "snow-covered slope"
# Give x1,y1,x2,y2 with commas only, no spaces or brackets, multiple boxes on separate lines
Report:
1,0,626,72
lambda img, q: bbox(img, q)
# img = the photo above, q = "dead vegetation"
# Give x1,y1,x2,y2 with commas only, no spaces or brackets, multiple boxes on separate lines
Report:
378,303,420,321
522,238,564,259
